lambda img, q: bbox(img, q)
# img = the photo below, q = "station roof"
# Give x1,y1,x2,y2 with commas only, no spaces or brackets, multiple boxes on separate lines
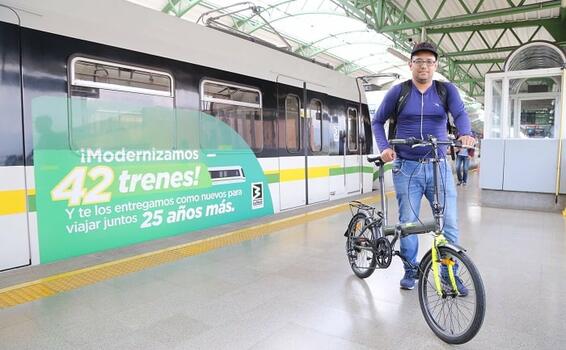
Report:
129,0,566,104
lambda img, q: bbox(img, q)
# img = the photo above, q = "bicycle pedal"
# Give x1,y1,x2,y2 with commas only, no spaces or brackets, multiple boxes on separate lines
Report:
347,252,358,259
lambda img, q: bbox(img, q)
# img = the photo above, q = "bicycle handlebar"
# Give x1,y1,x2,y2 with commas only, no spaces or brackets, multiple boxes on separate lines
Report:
367,154,384,164
389,136,476,149
368,137,477,165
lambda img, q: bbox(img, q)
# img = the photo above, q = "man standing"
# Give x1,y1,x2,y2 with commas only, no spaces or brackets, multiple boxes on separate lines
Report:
455,142,475,186
371,42,475,290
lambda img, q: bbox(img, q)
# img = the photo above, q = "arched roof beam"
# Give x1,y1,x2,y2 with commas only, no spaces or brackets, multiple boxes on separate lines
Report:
337,63,372,75
378,0,561,33
233,0,295,28
242,12,359,35
444,45,518,57
335,55,382,74
162,0,205,17
454,59,505,65
303,41,387,58
427,18,557,33
294,30,373,55
427,18,566,42
453,79,485,84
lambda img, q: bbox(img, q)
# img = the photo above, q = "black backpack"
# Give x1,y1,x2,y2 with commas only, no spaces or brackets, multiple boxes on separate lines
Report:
387,79,454,140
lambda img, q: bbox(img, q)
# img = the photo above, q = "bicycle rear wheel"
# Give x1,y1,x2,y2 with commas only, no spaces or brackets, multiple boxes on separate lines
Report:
418,246,485,344
345,212,376,279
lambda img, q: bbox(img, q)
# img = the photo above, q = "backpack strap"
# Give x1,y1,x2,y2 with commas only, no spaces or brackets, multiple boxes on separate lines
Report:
395,80,413,117
387,79,412,140
435,80,448,110
435,80,454,135
435,80,457,160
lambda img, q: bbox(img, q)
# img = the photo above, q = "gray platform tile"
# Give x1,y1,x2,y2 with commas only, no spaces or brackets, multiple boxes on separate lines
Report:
78,331,171,350
0,319,75,350
250,322,372,350
136,312,211,347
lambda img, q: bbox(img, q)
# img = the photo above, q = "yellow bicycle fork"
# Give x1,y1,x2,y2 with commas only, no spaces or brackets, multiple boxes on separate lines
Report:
431,233,460,296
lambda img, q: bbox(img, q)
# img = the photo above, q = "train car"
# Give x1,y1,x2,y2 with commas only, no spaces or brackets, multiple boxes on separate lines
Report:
0,0,374,270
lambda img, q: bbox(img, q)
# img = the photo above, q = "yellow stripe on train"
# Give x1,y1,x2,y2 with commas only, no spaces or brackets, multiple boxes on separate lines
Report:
279,168,305,182
0,190,28,215
307,166,330,179
278,166,339,182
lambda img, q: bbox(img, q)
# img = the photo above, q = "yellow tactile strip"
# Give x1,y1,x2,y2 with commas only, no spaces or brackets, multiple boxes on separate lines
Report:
0,195,385,309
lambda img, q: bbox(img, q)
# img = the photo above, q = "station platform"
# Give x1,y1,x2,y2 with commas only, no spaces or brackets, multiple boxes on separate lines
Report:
0,172,565,350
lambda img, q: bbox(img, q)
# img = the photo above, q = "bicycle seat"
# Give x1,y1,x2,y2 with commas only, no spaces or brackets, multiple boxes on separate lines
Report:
367,155,384,165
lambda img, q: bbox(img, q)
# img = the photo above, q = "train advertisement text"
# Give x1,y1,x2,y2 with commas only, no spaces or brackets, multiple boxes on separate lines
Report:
32,97,273,262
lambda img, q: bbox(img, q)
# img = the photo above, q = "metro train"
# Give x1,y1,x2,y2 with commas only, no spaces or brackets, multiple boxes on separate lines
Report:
0,0,374,270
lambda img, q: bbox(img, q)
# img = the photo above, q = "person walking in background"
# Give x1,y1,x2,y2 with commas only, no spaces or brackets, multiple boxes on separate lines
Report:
455,142,474,186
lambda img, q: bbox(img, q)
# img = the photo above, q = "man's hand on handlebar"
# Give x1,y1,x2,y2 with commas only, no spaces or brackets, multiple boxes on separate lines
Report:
458,135,475,148
380,148,396,163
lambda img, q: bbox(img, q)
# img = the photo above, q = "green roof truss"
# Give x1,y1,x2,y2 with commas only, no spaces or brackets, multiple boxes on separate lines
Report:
162,0,205,17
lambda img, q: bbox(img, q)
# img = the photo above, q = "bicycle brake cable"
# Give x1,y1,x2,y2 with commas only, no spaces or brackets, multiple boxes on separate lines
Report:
407,160,425,227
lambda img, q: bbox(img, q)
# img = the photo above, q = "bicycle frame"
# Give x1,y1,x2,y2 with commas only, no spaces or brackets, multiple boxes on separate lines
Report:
371,135,465,296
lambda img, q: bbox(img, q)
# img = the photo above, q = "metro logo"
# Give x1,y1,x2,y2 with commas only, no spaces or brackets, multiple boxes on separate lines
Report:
251,182,264,209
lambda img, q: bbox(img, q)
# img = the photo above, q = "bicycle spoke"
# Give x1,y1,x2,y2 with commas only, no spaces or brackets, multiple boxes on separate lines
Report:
454,300,472,325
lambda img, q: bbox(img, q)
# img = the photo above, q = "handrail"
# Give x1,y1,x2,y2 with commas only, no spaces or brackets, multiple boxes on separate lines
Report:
555,64,566,206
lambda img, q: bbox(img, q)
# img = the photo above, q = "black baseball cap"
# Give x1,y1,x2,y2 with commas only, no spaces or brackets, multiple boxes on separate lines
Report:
411,42,438,60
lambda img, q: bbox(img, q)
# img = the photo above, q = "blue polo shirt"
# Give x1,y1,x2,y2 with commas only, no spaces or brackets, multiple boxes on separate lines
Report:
371,81,471,161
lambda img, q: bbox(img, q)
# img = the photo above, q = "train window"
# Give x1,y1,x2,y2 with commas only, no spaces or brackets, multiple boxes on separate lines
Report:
200,80,263,152
285,95,301,152
309,99,322,152
68,57,175,150
70,57,174,97
68,98,176,150
202,81,261,105
347,107,359,152
329,114,345,156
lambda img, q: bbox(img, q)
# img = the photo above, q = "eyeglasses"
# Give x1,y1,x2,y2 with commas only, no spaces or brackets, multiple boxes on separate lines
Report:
412,59,436,66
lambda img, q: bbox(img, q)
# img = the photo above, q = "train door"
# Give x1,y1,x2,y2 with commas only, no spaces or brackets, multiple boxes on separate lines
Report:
277,76,306,210
329,112,346,198
0,11,31,270
306,96,330,204
345,106,362,193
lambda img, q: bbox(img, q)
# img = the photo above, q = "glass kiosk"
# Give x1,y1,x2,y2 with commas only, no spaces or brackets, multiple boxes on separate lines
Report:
481,41,566,210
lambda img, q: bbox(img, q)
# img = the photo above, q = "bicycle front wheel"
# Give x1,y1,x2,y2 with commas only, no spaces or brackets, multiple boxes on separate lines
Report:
418,246,486,344
345,213,376,279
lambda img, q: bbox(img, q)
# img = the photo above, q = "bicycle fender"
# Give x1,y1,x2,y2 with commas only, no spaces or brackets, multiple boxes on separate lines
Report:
344,213,371,237
448,242,467,253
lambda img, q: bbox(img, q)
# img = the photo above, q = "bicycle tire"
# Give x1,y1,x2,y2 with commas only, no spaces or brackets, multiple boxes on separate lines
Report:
345,212,377,279
417,246,485,344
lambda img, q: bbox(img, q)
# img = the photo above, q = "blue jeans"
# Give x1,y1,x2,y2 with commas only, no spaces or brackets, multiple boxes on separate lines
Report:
455,155,470,183
392,158,459,271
